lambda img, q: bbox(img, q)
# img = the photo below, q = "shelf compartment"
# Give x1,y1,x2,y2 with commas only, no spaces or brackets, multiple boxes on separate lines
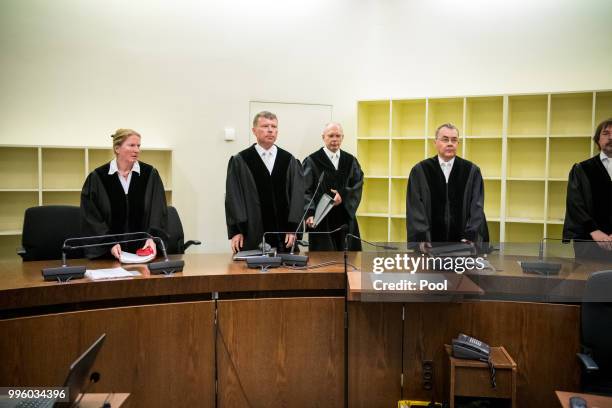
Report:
0,192,38,232
42,148,85,190
390,178,407,215
464,138,502,178
0,147,39,190
358,101,390,138
508,95,548,136
595,91,612,125
361,178,389,214
550,93,593,136
506,180,545,220
42,191,80,206
487,221,500,243
139,150,173,189
484,180,501,219
427,98,464,137
543,224,574,258
88,148,114,172
357,139,389,176
547,181,567,223
390,217,406,243
390,139,425,177
357,216,388,243
391,99,426,137
0,235,21,260
505,222,544,244
465,96,503,137
506,138,546,178
548,137,591,179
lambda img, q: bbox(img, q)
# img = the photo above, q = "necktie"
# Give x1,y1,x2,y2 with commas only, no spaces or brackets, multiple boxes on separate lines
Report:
262,152,272,174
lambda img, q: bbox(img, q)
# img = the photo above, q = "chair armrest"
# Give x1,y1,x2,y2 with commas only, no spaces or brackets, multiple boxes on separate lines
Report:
184,240,202,251
577,353,599,372
16,247,26,258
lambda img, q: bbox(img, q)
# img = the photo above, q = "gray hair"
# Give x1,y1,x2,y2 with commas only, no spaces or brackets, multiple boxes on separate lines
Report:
252,111,277,127
435,123,460,139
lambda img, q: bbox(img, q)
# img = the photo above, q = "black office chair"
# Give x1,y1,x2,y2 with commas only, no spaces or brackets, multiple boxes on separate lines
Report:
17,205,83,261
577,270,612,395
166,206,201,254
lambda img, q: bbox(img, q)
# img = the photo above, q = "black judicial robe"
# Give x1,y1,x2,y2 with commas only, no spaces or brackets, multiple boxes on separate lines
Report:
225,144,305,251
80,162,168,259
303,148,363,251
563,155,612,259
406,156,489,248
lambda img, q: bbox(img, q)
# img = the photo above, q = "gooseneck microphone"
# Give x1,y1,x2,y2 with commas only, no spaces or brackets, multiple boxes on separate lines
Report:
42,232,185,281
289,171,326,255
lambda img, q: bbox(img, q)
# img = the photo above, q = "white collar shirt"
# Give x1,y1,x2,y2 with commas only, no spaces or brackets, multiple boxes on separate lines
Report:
108,158,140,194
323,147,341,170
438,156,455,183
254,144,277,174
600,151,612,180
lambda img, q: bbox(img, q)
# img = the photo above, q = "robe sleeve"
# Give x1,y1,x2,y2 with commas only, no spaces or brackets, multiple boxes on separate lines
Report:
80,171,112,258
340,157,364,219
463,166,486,242
143,168,169,243
225,156,249,239
406,164,431,244
302,157,317,218
563,163,598,240
286,157,305,232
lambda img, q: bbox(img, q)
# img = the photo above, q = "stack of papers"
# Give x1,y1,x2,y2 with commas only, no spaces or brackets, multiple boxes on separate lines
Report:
120,251,155,264
85,267,141,281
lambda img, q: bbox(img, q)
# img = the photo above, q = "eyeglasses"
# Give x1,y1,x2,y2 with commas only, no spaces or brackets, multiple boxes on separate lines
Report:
437,137,459,144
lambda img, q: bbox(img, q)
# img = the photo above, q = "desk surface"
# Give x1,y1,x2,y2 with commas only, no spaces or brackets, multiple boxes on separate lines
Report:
78,393,129,407
555,390,612,408
0,252,608,312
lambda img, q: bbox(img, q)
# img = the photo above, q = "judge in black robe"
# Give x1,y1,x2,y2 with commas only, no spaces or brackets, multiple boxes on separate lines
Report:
563,119,612,260
303,123,363,251
80,129,168,259
225,111,305,253
406,123,488,251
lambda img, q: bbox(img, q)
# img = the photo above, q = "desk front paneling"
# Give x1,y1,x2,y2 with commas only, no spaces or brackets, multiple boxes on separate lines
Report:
401,301,580,408
217,297,344,407
0,301,215,408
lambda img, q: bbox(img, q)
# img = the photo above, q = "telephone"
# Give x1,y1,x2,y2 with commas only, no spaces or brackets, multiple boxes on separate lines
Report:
452,333,490,361
452,333,496,389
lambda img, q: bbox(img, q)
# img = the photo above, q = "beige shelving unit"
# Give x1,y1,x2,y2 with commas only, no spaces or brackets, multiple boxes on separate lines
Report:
356,90,609,243
0,145,173,259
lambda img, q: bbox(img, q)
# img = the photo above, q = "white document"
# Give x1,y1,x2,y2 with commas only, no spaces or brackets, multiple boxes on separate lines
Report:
119,251,155,264
85,267,141,281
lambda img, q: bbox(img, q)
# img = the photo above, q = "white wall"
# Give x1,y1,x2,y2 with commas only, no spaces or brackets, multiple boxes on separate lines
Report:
1,0,611,252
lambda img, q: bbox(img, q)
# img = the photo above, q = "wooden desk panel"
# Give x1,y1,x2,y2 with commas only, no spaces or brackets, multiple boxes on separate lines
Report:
0,301,215,408
400,302,580,408
217,297,344,407
348,302,403,408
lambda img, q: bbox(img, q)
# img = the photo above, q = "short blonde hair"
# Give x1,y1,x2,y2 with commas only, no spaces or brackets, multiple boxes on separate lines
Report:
111,129,141,153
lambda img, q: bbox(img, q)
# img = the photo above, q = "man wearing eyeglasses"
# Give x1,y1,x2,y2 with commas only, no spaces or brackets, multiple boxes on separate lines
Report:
406,123,489,253
563,118,612,259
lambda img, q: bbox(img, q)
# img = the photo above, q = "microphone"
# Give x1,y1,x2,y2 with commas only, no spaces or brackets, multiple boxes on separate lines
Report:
251,225,349,268
42,232,184,281
520,237,567,275
289,171,326,255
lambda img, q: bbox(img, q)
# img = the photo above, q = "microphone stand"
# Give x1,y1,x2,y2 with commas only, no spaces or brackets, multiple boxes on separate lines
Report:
43,232,184,281
250,227,348,270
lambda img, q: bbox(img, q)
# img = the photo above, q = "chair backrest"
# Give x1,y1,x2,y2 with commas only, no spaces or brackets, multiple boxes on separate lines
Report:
582,270,612,367
21,205,82,261
166,206,185,254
